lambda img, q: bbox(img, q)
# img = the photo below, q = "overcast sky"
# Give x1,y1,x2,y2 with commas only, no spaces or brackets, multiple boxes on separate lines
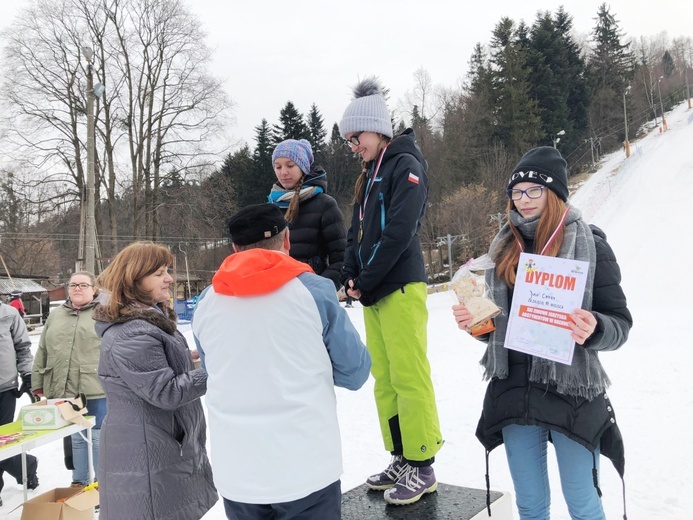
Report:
0,0,690,151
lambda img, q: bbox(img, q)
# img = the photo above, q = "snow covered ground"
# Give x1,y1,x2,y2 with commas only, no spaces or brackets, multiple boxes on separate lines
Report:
3,102,692,519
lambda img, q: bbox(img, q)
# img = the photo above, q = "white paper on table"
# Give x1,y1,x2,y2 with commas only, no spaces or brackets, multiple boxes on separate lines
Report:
505,252,590,365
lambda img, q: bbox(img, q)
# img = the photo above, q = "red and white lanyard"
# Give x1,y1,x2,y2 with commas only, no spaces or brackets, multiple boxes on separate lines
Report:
359,145,389,222
516,206,571,255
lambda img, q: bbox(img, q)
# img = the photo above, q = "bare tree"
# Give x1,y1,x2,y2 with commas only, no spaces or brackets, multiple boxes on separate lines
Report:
398,67,445,132
0,0,232,265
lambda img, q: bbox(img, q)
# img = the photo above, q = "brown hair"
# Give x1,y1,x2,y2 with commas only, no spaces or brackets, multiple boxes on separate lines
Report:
284,176,305,224
493,190,566,287
97,241,174,319
353,134,391,203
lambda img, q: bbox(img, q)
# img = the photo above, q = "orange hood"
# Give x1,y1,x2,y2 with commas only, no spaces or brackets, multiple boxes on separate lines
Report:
212,249,313,297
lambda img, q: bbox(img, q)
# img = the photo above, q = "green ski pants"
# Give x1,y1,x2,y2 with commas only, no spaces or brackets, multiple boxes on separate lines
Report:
363,282,443,463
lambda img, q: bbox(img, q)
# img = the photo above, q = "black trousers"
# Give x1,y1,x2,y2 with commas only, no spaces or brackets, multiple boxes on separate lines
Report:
223,480,342,520
0,389,38,493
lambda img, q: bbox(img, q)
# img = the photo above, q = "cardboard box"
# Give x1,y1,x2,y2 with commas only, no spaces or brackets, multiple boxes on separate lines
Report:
19,487,99,520
20,399,71,430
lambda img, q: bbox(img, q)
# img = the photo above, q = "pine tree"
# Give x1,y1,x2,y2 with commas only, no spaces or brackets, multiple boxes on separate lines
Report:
219,145,256,208
272,101,310,145
527,11,569,147
321,123,360,217
306,103,327,161
555,7,590,146
442,43,497,186
489,18,542,157
586,3,634,149
526,8,589,154
411,105,433,149
252,119,276,202
662,50,676,77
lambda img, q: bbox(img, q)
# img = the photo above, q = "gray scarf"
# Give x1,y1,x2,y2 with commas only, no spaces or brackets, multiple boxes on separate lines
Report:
481,206,611,400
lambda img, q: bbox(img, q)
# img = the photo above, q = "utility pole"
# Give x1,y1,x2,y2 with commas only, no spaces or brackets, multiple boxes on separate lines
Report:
686,47,692,109
82,46,97,274
489,212,504,232
436,234,463,282
552,129,565,148
657,76,667,131
623,86,631,157
686,62,692,110
585,137,601,170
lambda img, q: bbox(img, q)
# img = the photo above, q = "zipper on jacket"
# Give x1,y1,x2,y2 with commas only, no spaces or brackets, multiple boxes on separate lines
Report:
366,241,382,266
172,416,185,457
378,193,385,232
524,357,532,420
365,194,387,266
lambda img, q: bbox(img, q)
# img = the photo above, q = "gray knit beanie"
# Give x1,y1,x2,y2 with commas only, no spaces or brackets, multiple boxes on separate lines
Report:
339,77,393,139
507,146,569,202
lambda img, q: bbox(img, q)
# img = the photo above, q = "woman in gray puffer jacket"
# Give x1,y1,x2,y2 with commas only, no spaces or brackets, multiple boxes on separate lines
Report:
94,241,217,520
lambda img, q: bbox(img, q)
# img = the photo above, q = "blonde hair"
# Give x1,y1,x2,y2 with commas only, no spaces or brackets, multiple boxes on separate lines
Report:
493,190,566,286
97,241,174,319
284,176,305,224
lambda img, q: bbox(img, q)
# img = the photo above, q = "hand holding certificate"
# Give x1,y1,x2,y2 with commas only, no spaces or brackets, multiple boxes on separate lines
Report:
505,252,590,364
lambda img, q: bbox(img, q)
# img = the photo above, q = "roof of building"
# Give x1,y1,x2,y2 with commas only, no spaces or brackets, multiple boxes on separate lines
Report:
0,278,48,295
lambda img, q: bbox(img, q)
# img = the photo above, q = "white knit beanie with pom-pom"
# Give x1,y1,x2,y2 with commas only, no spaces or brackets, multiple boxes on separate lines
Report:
339,77,393,139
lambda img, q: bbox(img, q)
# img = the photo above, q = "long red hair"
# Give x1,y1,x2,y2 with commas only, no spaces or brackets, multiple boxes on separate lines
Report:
493,190,567,287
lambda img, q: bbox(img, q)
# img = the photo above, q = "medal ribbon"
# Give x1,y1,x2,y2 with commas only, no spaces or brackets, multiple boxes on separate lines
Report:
515,206,571,255
358,145,389,243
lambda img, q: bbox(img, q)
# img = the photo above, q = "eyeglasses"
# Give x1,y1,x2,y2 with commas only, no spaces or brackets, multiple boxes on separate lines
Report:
67,283,93,290
345,132,363,148
507,186,545,201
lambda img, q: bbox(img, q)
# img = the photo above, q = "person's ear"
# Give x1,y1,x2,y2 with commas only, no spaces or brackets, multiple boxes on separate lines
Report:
232,244,239,253
284,228,290,251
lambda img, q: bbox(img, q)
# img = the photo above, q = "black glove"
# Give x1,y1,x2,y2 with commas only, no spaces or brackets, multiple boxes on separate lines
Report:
16,374,34,400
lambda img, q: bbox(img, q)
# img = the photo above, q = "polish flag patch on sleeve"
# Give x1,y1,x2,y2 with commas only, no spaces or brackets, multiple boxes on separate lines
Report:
407,172,420,184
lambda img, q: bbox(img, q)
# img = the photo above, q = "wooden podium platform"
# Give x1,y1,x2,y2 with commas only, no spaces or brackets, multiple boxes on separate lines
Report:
342,482,514,520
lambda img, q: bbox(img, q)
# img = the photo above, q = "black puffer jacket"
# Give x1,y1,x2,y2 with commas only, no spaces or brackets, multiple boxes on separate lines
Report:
341,128,429,306
476,226,633,477
271,165,346,290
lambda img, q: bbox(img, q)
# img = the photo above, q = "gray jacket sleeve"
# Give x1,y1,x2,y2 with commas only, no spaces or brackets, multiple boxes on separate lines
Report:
583,229,633,351
12,310,33,376
108,327,207,411
299,273,371,390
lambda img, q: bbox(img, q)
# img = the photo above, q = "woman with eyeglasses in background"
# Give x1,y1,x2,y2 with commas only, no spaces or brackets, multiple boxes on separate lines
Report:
32,271,106,487
452,146,632,519
339,77,443,506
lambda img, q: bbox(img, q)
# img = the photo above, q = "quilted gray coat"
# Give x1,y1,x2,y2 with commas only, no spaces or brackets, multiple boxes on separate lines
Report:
94,304,217,520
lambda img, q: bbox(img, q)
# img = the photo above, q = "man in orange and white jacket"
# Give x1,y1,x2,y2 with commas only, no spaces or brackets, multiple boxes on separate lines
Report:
193,203,371,520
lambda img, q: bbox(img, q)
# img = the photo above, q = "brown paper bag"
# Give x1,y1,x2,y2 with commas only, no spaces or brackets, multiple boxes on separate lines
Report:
55,394,92,428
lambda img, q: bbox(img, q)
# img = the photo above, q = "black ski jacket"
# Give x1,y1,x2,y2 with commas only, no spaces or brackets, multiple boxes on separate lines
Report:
476,226,633,478
273,165,347,290
341,129,429,306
